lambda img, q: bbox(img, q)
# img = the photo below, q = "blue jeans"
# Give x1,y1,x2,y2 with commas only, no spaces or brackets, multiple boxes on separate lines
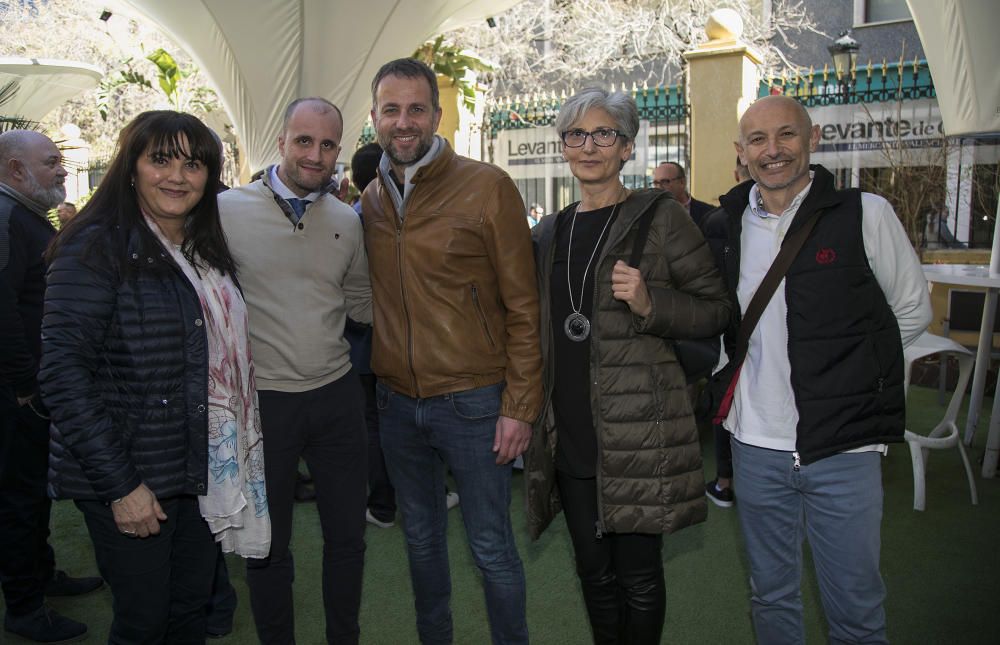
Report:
377,381,528,645
732,439,888,645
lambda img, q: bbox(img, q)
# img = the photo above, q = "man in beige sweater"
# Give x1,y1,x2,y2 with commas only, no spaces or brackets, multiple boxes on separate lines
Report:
219,97,371,645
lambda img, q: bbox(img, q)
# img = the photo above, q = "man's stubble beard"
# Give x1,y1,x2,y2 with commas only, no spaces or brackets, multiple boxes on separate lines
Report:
379,131,433,170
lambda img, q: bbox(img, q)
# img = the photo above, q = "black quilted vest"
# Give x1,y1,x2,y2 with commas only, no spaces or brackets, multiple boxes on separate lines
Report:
709,166,905,464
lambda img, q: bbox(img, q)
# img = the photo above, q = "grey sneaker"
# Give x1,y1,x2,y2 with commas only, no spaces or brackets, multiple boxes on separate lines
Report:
4,605,87,643
446,491,460,510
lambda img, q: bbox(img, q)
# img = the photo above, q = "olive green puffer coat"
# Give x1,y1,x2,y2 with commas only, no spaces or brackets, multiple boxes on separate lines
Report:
525,189,731,539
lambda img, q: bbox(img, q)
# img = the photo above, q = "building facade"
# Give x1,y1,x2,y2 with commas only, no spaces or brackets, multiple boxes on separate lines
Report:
475,0,997,250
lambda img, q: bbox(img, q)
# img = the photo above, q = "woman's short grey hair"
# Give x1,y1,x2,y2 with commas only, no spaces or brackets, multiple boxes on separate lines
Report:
554,88,640,141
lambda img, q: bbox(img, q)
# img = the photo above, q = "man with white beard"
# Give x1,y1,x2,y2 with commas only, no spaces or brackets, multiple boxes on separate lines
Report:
1,130,102,644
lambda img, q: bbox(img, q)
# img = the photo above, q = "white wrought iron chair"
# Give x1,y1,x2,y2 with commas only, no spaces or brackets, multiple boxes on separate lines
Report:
903,331,979,512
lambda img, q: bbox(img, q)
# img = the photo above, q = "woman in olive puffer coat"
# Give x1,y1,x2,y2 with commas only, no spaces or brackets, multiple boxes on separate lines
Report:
524,88,730,645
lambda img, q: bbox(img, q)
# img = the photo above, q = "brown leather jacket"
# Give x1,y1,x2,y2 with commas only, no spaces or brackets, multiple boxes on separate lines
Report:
361,139,542,423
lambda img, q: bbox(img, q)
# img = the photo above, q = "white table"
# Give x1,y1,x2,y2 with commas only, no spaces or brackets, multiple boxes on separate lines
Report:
922,264,1000,477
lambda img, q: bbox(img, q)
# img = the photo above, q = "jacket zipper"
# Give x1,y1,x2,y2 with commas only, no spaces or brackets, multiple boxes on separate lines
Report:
470,285,497,349
589,201,646,540
649,364,664,424
394,221,419,396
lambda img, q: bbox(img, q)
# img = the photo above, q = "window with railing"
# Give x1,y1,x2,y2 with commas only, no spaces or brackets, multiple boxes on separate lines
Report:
854,0,912,25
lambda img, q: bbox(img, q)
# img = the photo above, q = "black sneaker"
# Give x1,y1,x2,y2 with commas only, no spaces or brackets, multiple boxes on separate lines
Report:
365,508,395,529
705,479,735,508
44,570,104,597
4,605,87,643
206,625,233,639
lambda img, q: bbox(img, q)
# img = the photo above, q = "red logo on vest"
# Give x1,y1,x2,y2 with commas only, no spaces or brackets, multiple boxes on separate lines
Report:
815,248,836,265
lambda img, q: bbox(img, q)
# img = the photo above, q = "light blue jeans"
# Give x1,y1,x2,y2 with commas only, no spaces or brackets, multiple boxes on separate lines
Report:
732,439,888,645
377,381,528,645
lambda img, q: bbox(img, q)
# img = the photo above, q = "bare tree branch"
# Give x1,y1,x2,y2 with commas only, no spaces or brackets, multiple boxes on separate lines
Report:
449,0,825,95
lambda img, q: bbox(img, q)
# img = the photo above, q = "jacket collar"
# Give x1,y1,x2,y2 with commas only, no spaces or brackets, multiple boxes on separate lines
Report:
603,188,671,252
376,136,455,192
0,182,50,218
535,188,672,264
374,137,456,219
408,136,454,185
256,165,334,226
720,164,844,230
259,164,338,197
377,135,446,211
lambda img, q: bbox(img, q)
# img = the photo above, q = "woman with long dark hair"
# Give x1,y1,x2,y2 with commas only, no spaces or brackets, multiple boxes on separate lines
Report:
41,111,269,642
525,89,730,644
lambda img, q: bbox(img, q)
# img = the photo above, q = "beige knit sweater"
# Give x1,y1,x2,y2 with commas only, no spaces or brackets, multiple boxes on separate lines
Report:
219,173,371,392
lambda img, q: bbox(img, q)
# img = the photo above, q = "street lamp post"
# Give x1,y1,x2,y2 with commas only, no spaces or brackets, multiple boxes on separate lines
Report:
827,30,860,103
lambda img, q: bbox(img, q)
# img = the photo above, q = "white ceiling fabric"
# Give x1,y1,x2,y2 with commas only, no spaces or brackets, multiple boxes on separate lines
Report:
112,0,519,175
0,58,103,122
906,0,1000,138
907,0,1000,270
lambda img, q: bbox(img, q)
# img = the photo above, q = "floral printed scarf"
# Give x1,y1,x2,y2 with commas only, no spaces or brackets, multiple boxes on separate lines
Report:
147,216,271,558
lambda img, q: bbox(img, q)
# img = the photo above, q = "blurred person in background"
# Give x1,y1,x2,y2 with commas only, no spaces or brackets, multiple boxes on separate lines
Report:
700,155,754,510
652,161,714,228
1,129,102,644
55,201,76,225
347,142,398,530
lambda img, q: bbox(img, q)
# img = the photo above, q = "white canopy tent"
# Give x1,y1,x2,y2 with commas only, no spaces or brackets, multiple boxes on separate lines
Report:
907,0,1000,476
112,0,519,177
0,58,103,122
907,0,1000,265
906,0,999,141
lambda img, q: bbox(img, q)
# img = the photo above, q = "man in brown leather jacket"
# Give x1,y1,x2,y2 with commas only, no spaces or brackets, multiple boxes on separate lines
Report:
362,58,541,645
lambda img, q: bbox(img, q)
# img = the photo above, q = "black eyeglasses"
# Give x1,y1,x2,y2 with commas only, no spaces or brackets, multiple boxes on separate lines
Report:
560,128,624,148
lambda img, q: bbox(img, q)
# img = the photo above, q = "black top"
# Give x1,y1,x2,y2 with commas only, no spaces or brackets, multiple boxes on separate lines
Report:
550,203,617,477
0,191,56,398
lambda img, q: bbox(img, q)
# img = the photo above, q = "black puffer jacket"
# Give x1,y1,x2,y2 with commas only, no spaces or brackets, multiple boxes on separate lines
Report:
40,223,209,502
525,189,731,539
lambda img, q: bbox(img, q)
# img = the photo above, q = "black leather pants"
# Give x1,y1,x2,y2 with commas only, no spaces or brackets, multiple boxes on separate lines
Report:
556,471,666,645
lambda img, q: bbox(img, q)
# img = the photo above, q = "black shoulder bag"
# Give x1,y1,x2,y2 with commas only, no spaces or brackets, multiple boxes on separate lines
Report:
628,208,721,383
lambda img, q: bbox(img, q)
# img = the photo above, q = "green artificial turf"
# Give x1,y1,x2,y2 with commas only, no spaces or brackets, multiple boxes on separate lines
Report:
9,384,1000,644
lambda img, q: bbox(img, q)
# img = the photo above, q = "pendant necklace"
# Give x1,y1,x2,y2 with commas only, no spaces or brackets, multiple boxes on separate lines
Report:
564,187,626,342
